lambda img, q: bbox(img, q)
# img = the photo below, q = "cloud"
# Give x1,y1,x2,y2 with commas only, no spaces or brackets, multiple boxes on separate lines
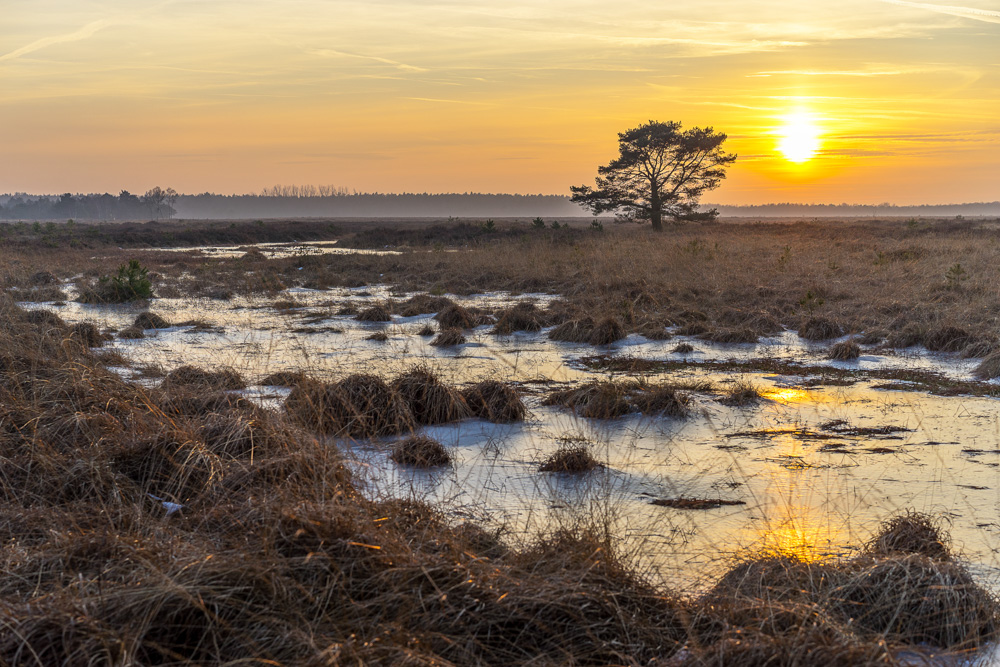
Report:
0,18,115,63
880,0,1000,24
309,48,427,72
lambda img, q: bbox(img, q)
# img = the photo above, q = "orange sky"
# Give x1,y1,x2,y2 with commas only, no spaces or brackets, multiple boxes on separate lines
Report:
1,1,997,203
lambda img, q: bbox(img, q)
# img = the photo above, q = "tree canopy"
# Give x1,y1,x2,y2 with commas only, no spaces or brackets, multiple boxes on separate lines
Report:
571,120,736,230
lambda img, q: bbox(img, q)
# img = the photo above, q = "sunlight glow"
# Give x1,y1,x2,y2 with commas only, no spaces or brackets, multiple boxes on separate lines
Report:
777,111,822,163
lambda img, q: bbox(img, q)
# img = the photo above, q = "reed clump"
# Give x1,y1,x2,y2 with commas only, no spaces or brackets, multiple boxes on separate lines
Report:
435,303,478,329
828,339,861,360
462,380,527,422
431,327,466,346
492,301,547,334
133,311,171,329
355,302,392,322
390,435,452,467
160,365,247,391
800,316,843,341
544,381,691,419
974,350,1000,379
285,373,414,437
391,367,471,425
720,378,763,406
539,445,602,473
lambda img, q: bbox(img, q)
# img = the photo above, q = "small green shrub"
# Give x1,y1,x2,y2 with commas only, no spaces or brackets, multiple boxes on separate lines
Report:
81,259,154,303
531,217,546,229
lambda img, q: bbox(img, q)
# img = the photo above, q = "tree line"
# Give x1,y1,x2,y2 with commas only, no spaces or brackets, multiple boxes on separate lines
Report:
0,188,177,220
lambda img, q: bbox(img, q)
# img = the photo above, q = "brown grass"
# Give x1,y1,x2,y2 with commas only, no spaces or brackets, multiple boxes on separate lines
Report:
390,435,452,467
285,373,414,437
720,378,763,406
133,311,171,329
975,350,1000,379
355,302,392,322
160,365,247,391
800,316,843,341
546,381,691,419
539,445,602,473
461,380,527,422
0,301,991,664
435,302,478,329
828,339,861,360
492,301,547,334
391,367,471,425
431,327,466,346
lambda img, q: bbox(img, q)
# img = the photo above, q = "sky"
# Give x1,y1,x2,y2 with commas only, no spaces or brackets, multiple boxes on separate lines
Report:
1,0,997,204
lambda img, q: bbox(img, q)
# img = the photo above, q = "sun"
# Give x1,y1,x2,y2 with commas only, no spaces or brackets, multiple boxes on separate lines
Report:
777,111,821,163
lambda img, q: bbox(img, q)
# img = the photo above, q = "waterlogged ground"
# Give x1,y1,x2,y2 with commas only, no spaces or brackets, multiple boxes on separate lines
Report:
22,285,1000,602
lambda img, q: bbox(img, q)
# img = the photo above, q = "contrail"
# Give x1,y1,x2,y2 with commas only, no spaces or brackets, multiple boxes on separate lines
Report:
881,0,1000,24
0,19,115,63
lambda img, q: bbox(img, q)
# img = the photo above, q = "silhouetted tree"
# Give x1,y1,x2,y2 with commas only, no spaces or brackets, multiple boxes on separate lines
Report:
571,120,736,231
142,187,178,219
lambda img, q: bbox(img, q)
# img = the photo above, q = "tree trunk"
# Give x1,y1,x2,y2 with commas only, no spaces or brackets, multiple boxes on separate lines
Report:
650,209,663,231
650,186,663,231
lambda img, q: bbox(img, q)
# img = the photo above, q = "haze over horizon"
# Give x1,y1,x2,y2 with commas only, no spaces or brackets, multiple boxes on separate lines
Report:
2,1,997,205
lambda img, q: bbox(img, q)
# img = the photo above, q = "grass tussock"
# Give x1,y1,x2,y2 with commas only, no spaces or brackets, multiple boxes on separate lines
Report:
259,370,308,387
431,327,466,346
924,325,972,353
590,316,627,344
391,367,471,425
396,293,455,317
285,373,414,437
800,316,843,341
548,317,596,343
974,350,1000,379
434,303,478,329
828,339,861,360
416,323,436,336
492,301,547,335
545,381,691,419
461,380,527,422
69,322,105,348
160,365,247,391
720,378,763,406
0,296,993,664
133,311,171,329
539,445,602,473
355,302,392,322
389,435,452,467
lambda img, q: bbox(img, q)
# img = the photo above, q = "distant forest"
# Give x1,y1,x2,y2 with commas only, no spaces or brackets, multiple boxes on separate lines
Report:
1,189,998,220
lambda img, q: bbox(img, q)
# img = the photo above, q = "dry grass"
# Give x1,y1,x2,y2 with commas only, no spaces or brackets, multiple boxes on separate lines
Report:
720,378,763,406
828,339,861,360
431,327,466,346
0,296,993,663
492,301,547,334
391,367,471,425
355,302,392,322
461,380,527,422
160,365,247,391
539,445,602,473
975,350,1000,379
545,381,691,419
390,435,452,467
133,311,171,329
435,302,478,329
285,373,414,437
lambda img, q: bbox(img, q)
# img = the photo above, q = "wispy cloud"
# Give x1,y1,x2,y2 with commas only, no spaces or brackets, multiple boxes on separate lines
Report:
0,18,115,63
403,97,490,106
880,0,1000,24
309,48,427,72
